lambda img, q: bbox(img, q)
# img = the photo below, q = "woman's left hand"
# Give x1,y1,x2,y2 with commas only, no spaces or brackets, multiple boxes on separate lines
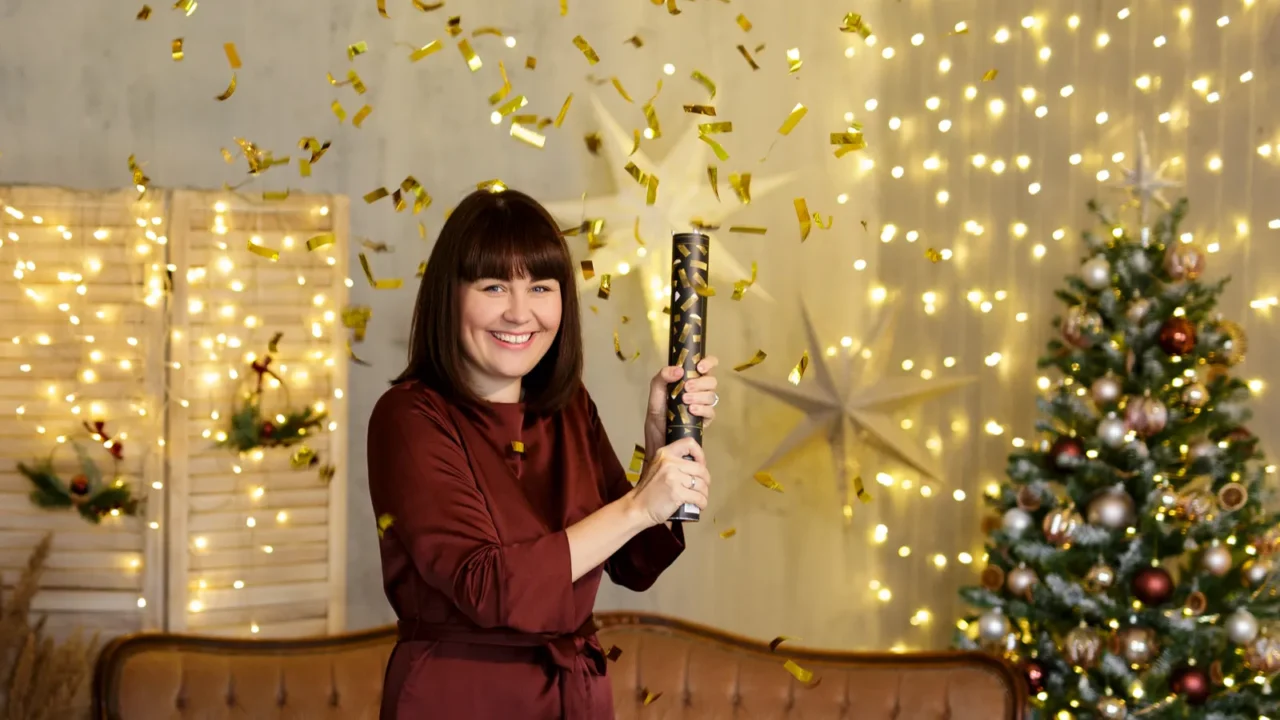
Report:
644,356,719,459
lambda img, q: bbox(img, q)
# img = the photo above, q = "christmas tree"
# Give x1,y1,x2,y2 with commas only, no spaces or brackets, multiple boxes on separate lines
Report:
954,193,1280,719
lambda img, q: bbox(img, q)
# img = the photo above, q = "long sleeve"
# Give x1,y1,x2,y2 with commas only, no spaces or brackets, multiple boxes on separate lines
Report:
367,389,577,633
587,393,686,591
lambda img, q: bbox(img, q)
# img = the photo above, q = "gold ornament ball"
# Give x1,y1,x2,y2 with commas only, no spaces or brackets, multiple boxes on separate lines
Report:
1163,242,1206,281
1181,382,1209,409
1097,696,1127,719
1242,557,1274,588
1091,375,1123,405
1245,634,1280,673
1124,395,1168,437
1200,542,1233,577
1042,508,1083,547
1084,564,1117,593
1063,625,1103,669
1006,565,1039,598
1086,487,1135,530
1062,306,1103,348
1178,490,1216,522
1115,626,1158,665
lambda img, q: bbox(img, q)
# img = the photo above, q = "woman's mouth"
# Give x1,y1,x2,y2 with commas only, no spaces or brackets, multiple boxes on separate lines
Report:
490,331,534,349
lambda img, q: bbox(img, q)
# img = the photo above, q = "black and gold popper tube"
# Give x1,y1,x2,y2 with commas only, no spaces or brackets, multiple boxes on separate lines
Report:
666,231,710,523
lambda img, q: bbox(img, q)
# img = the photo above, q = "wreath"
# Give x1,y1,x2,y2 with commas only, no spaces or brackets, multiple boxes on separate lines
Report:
217,333,331,477
18,421,141,523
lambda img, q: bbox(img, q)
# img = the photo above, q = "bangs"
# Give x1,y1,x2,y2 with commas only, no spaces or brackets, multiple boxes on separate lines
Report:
458,200,570,284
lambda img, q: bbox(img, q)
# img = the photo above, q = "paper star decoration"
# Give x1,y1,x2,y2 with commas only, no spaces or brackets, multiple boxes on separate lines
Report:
545,95,792,349
1113,131,1180,230
734,302,973,509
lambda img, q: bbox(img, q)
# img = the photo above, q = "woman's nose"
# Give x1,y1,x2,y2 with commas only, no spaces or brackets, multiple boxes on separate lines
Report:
503,293,532,322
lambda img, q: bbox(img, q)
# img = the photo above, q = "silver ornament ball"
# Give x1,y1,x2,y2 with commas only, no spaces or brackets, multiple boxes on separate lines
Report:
1081,256,1112,290
1182,382,1209,409
1091,375,1123,405
1086,488,1136,529
1002,508,1034,538
1201,543,1233,577
1226,609,1260,645
1243,558,1274,588
1097,415,1128,448
976,609,1011,643
1097,696,1127,719
1006,565,1040,597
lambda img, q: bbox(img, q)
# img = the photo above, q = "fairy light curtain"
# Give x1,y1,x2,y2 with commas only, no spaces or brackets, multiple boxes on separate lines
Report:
0,186,350,640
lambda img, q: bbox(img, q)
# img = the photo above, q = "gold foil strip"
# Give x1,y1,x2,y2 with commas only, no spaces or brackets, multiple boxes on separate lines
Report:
754,471,784,492
263,190,289,201
729,173,751,204
629,445,646,473
786,48,803,73
665,0,680,14
348,41,369,61
598,274,612,300
410,40,442,61
708,166,720,201
698,121,732,134
613,330,639,361
446,16,462,35
778,103,807,135
732,262,758,300
510,440,525,453
719,528,736,539
698,134,729,161
472,26,504,37
555,94,573,127
691,70,716,98
361,238,390,252
769,636,797,652
573,35,600,65
307,233,336,251
412,0,443,9
560,0,568,15
377,0,390,18
643,101,661,139
349,340,373,366
458,38,482,71
173,0,196,16
794,198,812,241
353,105,373,127
629,129,641,156
331,100,347,123
171,38,184,61
359,253,404,289
693,277,716,297
497,95,527,116
813,212,832,230
642,690,662,706
729,226,767,235
736,13,752,31
580,260,595,281
488,61,511,104
342,306,372,341
736,45,759,70
611,76,633,103
128,154,151,188
783,660,818,686
624,161,646,185
925,248,942,263
477,179,507,192
854,475,872,504
788,350,809,384
510,123,546,149
982,68,999,82
645,175,658,205
376,513,395,538
215,74,237,101
733,349,767,371
840,12,872,38
247,239,280,261
525,56,537,69
684,104,716,116
417,260,427,276
633,217,645,246
626,35,644,48
137,5,152,19
224,42,242,69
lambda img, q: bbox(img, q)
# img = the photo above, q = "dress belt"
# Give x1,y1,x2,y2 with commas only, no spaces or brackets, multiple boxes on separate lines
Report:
397,615,605,719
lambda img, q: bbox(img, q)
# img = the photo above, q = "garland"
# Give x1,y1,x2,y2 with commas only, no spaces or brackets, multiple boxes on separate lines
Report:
17,421,140,523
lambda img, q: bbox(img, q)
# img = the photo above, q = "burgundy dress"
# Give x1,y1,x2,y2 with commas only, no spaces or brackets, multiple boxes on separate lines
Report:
367,379,685,719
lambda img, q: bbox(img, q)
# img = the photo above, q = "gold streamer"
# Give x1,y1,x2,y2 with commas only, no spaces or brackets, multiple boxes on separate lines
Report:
708,166,719,201
794,198,812,241
633,217,646,246
690,70,716,98
412,0,443,9
555,94,573,127
754,471,784,492
359,253,404,289
352,105,373,127
683,104,716,116
613,330,640,361
698,134,729,161
410,40,442,61
306,233,335,251
788,350,809,384
458,38,482,71
729,226,767,235
733,349,767,371
247,239,280,261
731,262,758,300
611,77,633,103
728,173,751,204
472,27,503,37
777,103,807,135
736,45,759,70
215,74,237,101
224,42,241,69
572,35,600,65
698,121,732,134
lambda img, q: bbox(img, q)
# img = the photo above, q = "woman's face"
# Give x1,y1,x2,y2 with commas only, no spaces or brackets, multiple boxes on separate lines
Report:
458,274,562,398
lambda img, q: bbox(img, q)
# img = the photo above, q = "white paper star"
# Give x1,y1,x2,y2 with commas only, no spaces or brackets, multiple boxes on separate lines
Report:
1113,131,1180,228
546,95,792,348
734,302,973,505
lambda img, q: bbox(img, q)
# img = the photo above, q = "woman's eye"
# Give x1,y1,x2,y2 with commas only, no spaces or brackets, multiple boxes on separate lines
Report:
484,285,504,293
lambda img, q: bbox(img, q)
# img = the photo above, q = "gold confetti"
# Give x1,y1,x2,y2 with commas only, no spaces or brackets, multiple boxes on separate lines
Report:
247,239,280,261
349,340,372,366
860,219,869,232
555,94,573,127
645,175,658,205
580,260,595,281
306,233,336,251
410,40,442,61
736,44,759,70
510,440,525,453
786,47,803,73
788,350,809,384
813,212,832,230
560,0,568,15
495,95,527,117
583,133,602,154
416,261,428,276
222,42,242,69
572,35,600,65
642,689,662,706
719,528,737,539
840,12,872,38
629,129,641,156
348,41,369,61
949,26,970,35
613,330,640,361
698,134,729,161
171,38,184,61
525,56,537,69
926,248,942,263
598,274,612,300
769,636,797,652
353,105,373,127
477,178,507,192
377,513,395,538
831,131,867,157
488,61,511,105
136,5,152,19
445,15,462,35
472,26,503,37
683,104,716,116
331,100,347,123
629,445,646,473
691,70,716,98
794,198,812,241
754,471,784,492
127,154,151,189
220,147,235,163
412,0,444,9
728,173,751,204
784,660,820,688
359,253,404,289
729,226,767,236
665,0,680,15
982,68,998,82
376,0,390,17
215,74,237,101
625,35,644,48
633,217,646,246
418,223,427,238
736,13,752,31
733,349,767,371
698,121,732,134
361,238,390,252
731,261,758,300
707,166,719,201
342,306,372,341
610,77,633,103
263,190,289,201
173,0,196,15
458,38,482,71
777,103,807,135
510,123,546,149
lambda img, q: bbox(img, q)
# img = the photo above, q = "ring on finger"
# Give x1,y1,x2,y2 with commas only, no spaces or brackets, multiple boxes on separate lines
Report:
687,475,696,489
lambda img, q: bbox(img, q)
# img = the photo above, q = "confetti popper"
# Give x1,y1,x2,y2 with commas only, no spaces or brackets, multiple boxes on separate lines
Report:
666,231,711,523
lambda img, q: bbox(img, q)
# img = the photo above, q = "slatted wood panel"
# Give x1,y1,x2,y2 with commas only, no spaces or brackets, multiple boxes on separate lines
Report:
166,190,349,638
0,186,167,639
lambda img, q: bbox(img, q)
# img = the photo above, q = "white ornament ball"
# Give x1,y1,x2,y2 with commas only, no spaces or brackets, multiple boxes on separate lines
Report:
1097,415,1128,448
1002,508,1034,538
1086,488,1135,529
1081,256,1112,290
1226,609,1260,645
1201,543,1233,577
1091,375,1123,405
1006,565,1040,597
977,609,1011,643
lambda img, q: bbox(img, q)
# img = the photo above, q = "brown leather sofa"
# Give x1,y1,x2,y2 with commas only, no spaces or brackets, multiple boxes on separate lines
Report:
93,613,1025,719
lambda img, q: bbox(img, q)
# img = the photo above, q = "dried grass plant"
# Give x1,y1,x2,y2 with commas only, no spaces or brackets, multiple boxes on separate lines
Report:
0,534,100,720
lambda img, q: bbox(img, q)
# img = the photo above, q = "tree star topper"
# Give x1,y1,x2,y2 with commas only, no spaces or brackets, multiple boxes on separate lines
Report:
1113,131,1180,229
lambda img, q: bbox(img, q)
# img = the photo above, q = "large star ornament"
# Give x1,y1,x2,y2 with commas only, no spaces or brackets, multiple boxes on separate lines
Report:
734,302,973,508
1112,131,1180,230
546,95,793,348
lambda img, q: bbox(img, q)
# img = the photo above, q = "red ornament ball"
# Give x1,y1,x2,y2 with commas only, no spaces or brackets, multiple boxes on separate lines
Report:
68,474,89,497
1020,660,1046,694
261,421,276,438
1131,567,1174,605
1169,664,1211,706
1049,436,1085,469
1158,317,1197,355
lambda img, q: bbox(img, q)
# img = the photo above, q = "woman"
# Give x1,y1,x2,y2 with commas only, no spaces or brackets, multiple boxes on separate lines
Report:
367,187,719,719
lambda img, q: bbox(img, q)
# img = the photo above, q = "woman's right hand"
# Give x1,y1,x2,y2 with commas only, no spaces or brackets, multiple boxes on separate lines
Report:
628,437,711,528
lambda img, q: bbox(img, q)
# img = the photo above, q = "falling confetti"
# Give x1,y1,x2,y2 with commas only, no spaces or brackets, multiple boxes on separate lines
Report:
572,35,600,64
754,471,784,492
788,350,809,384
719,528,737,539
769,636,798,652
377,513,395,538
783,659,820,687
410,41,443,61
982,68,998,81
794,198,812,241
926,248,942,263
733,349,767,371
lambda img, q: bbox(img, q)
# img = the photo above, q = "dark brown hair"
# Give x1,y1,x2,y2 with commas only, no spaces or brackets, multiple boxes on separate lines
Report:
391,188,582,414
